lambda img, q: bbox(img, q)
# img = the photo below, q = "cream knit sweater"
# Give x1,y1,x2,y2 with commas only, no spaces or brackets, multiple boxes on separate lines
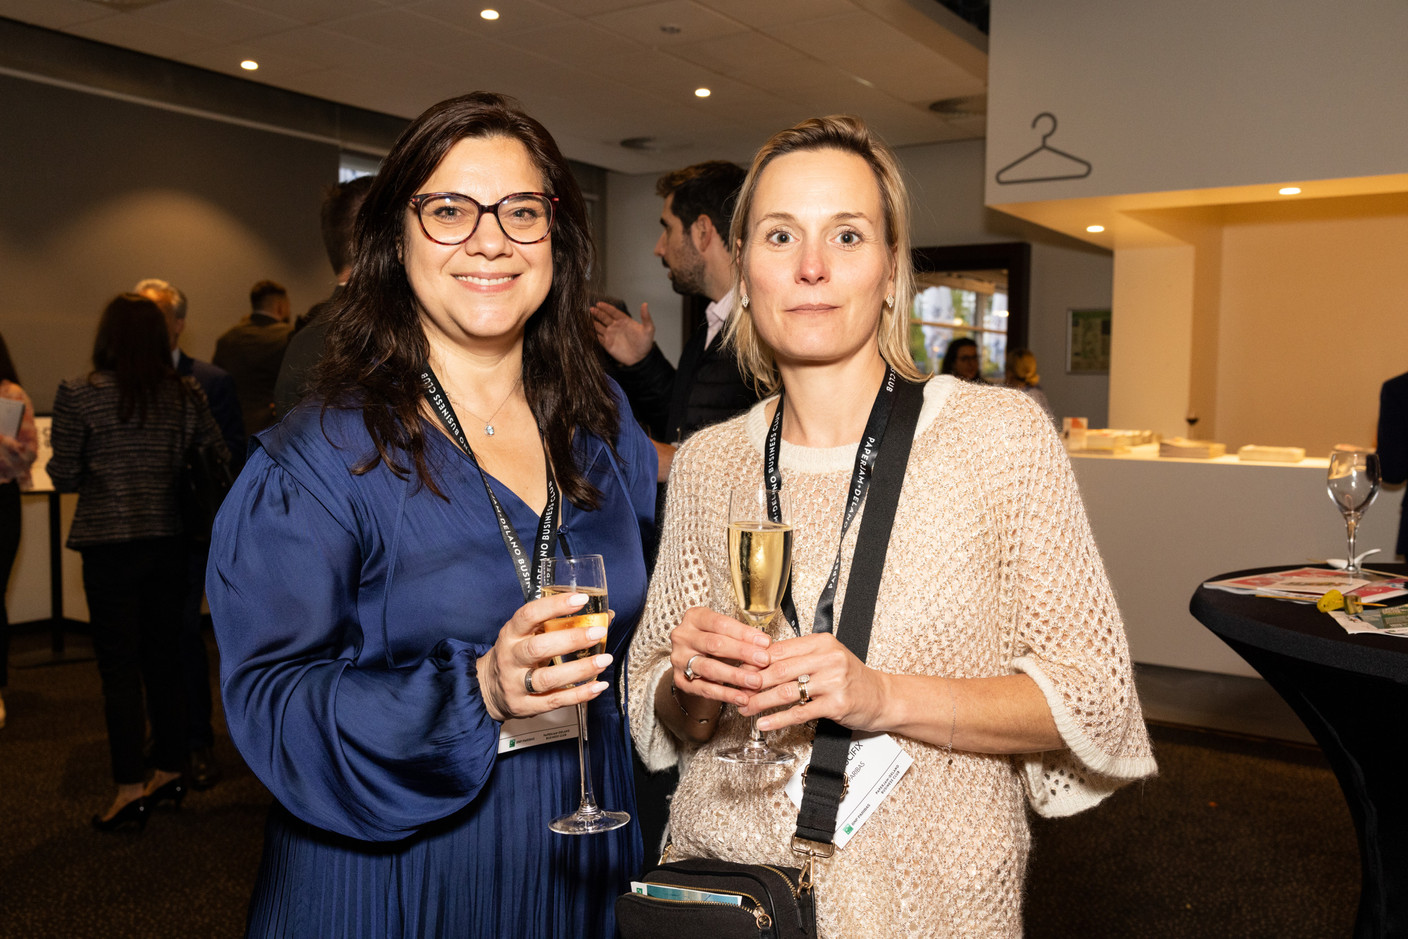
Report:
628,376,1157,937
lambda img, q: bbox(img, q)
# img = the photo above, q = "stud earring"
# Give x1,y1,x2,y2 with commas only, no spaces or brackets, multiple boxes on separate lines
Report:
740,294,750,309
885,295,895,309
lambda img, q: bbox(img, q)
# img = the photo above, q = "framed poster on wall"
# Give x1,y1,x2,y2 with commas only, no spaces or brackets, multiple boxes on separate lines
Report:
1067,308,1111,374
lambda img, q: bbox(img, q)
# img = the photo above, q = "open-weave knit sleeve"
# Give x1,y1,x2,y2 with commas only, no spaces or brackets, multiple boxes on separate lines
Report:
994,394,1157,816
626,421,734,771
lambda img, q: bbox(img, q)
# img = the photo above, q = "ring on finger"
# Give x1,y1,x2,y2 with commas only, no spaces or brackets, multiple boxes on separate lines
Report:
797,673,811,704
684,654,702,682
524,666,540,695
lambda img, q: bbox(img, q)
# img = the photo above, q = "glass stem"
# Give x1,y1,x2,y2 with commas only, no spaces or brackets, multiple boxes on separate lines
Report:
573,702,601,816
1345,513,1361,575
745,714,766,751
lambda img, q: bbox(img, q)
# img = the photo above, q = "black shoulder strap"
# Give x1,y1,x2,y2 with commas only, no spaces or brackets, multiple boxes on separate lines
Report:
793,377,926,847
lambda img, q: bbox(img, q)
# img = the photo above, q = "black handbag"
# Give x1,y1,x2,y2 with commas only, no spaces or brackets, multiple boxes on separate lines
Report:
616,377,925,939
178,396,234,544
618,856,815,938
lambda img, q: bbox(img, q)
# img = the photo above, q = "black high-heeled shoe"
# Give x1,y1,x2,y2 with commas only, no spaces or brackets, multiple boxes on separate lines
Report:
147,775,188,809
91,797,149,832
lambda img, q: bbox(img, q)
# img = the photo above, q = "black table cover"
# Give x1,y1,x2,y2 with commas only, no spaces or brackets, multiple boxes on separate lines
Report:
1191,565,1408,939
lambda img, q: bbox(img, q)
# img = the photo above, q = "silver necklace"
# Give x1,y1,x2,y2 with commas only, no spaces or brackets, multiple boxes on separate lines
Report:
458,379,520,437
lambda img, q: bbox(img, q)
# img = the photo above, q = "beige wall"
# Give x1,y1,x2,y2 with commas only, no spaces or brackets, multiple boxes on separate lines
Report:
1108,244,1195,435
1215,195,1408,453
988,0,1408,450
986,0,1408,206
1106,194,1408,452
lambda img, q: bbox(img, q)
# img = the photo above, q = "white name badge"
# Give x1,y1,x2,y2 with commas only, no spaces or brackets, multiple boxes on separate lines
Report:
784,731,913,849
497,708,579,754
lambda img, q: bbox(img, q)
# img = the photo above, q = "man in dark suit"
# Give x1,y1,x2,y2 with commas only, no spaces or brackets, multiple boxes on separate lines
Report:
135,278,244,789
591,161,760,481
1377,370,1408,557
213,280,293,436
274,175,374,419
589,163,761,855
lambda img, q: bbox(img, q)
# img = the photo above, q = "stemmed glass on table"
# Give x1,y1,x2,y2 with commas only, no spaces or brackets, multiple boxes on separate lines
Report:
1326,449,1381,576
539,554,630,834
717,486,795,766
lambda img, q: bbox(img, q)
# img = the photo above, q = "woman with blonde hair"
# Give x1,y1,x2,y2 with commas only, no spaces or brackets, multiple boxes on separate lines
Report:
628,115,1155,936
1005,347,1057,425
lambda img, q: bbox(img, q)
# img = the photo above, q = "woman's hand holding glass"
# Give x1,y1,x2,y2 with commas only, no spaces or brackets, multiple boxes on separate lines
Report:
668,606,772,710
740,632,891,735
475,592,611,723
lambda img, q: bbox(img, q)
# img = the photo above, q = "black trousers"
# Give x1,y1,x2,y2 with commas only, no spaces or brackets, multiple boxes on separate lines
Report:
0,481,18,689
181,544,214,750
81,537,188,784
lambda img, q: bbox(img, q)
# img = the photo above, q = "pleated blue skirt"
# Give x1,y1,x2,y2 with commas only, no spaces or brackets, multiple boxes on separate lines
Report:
245,703,643,938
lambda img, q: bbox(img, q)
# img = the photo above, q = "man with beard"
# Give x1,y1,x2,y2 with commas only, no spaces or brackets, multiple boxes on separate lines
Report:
591,161,758,481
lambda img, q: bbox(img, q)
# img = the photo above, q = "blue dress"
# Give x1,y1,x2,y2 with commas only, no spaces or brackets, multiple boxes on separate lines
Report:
207,391,656,938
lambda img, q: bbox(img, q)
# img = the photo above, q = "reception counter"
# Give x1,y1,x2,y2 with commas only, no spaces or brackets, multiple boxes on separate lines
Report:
1069,445,1404,677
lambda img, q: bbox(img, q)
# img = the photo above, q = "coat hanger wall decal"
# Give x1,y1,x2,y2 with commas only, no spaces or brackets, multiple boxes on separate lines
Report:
995,112,1093,185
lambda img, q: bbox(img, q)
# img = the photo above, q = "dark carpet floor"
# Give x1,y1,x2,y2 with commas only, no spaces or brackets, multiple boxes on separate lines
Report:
0,628,1360,938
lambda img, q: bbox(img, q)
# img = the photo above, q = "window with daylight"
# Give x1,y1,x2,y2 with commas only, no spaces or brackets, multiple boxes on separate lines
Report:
909,243,1030,381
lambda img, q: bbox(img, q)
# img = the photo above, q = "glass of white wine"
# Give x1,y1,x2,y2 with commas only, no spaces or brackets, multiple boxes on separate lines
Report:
717,486,795,766
540,554,629,834
1326,449,1381,576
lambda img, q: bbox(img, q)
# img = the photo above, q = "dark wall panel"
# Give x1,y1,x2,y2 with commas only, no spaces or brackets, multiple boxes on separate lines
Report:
0,73,342,410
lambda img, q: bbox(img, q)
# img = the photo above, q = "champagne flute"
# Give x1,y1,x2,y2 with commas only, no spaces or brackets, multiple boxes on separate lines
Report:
1326,449,1381,576
718,486,795,766
540,554,629,834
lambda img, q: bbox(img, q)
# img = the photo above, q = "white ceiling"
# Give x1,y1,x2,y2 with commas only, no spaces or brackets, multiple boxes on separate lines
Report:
0,0,988,173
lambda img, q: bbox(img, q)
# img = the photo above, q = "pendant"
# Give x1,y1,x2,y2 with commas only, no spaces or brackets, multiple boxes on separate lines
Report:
485,424,495,436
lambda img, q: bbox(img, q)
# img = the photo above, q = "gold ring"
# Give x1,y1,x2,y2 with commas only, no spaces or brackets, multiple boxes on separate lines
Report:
684,654,702,682
797,673,811,704
524,667,539,695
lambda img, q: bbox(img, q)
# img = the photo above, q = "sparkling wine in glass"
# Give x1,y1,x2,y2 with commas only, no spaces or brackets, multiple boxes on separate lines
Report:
717,487,795,766
1326,449,1381,576
539,554,629,834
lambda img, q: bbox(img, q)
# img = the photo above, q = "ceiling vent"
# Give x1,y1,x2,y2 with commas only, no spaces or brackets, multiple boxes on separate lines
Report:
619,136,690,153
78,0,171,9
928,95,987,119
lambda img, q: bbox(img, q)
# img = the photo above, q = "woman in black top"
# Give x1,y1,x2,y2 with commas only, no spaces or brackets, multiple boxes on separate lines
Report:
49,294,229,830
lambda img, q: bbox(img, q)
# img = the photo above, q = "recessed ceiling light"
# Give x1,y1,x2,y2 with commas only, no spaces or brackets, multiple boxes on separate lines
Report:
480,8,499,20
694,88,710,98
240,60,258,71
1279,186,1301,195
1086,225,1105,233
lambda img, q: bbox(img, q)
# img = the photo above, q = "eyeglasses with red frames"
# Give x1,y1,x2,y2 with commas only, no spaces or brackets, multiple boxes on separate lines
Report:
409,191,558,246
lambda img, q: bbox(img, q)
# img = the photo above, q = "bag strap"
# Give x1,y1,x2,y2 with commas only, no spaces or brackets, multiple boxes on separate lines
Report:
792,376,926,854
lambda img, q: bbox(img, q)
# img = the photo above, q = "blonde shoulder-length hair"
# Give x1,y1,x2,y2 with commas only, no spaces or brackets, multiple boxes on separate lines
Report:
724,114,924,395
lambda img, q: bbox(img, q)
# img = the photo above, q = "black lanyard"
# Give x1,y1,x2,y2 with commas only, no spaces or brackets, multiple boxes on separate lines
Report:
420,368,560,602
764,365,901,636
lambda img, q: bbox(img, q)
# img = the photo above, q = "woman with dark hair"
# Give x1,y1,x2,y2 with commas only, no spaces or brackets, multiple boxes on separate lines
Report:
207,92,655,937
939,335,985,381
48,294,229,829
0,330,39,731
